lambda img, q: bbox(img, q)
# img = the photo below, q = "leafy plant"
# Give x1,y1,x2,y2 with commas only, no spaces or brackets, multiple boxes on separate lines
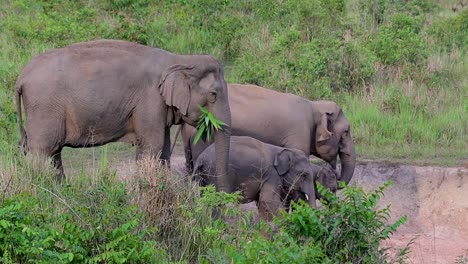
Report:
368,13,427,65
194,106,226,144
282,181,407,263
456,249,468,264
221,181,410,263
0,170,164,263
428,10,468,51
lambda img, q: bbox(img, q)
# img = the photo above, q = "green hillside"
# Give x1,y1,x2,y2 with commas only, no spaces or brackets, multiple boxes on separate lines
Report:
0,1,466,262
1,0,466,164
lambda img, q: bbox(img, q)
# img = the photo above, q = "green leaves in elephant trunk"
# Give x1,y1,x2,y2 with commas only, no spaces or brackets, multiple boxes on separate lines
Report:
195,105,231,192
194,106,226,144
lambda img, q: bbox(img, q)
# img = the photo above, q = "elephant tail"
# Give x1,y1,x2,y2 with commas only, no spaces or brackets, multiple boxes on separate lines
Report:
15,84,27,153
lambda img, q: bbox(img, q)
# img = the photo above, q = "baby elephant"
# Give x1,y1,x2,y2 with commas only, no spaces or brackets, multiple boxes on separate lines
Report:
192,136,337,220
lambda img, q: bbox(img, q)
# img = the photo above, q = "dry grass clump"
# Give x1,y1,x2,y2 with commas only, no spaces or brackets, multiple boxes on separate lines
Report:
129,157,196,232
128,157,219,261
0,154,57,199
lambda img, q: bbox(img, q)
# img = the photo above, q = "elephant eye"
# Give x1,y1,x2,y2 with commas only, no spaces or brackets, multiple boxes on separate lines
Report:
208,91,217,103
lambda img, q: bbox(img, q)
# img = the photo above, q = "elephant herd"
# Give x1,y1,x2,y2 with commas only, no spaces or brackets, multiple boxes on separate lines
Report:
15,40,356,220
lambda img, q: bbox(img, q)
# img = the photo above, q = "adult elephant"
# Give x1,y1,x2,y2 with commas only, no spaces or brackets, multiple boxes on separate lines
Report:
15,40,231,190
179,83,355,187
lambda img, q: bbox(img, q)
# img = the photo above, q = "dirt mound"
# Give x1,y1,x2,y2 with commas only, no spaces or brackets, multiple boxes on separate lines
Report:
353,162,468,263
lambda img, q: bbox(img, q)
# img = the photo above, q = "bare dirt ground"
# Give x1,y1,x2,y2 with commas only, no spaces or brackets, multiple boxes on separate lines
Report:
63,145,468,263
353,161,468,264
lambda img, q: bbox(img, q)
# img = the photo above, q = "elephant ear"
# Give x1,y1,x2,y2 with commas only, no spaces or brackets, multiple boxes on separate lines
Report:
273,149,293,176
316,111,334,143
159,64,195,116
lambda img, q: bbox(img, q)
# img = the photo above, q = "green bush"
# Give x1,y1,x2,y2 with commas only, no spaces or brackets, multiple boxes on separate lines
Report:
0,176,164,263
368,13,427,65
281,182,407,263
220,181,408,263
428,10,468,51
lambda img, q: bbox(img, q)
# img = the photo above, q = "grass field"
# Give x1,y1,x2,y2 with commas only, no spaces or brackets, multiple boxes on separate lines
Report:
0,0,466,262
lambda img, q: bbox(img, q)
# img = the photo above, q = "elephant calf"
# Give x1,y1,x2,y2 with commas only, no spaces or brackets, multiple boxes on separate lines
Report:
192,136,337,220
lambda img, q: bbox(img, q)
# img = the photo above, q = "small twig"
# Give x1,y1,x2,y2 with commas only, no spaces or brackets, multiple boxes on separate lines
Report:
1,174,13,203
28,181,87,226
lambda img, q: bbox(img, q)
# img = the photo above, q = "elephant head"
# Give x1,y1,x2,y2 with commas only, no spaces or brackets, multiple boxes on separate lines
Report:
311,101,356,188
273,149,317,208
314,165,338,200
159,57,231,191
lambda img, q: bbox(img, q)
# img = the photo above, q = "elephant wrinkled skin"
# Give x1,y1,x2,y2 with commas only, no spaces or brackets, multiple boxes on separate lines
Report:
181,83,356,187
15,40,231,189
193,136,337,220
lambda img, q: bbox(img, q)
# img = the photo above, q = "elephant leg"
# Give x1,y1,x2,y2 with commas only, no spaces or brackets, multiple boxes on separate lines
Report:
184,147,193,173
135,135,165,161
159,126,171,166
26,115,65,180
258,181,284,221
133,109,166,163
52,150,65,182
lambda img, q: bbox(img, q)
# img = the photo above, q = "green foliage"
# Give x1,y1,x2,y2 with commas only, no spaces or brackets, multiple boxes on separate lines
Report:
368,13,427,65
0,196,74,263
428,10,468,51
280,181,407,263
0,170,164,263
223,181,408,263
194,106,227,144
226,229,331,263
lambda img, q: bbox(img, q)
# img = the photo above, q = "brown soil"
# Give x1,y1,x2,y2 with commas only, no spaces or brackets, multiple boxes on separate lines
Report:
353,162,468,264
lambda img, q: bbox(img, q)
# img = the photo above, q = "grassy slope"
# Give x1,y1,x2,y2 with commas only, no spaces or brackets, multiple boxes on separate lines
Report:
0,1,465,262
0,0,466,166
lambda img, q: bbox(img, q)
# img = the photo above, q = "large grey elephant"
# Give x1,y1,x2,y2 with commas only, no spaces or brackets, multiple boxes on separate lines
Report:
193,136,337,220
15,40,231,190
179,83,356,187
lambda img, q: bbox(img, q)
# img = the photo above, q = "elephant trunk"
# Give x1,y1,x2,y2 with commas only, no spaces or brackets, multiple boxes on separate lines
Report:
338,137,356,188
302,182,317,208
211,99,231,193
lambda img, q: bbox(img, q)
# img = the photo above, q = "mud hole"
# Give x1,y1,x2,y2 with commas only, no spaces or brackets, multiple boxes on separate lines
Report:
64,147,468,264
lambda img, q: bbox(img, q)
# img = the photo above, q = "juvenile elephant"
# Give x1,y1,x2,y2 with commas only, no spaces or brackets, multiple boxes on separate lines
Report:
180,83,356,187
286,163,338,207
192,136,337,220
15,40,231,189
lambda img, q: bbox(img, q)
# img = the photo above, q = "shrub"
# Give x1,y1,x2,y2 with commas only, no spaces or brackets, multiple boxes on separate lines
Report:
0,195,162,263
222,181,409,263
428,10,468,51
368,13,428,65
0,158,165,263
